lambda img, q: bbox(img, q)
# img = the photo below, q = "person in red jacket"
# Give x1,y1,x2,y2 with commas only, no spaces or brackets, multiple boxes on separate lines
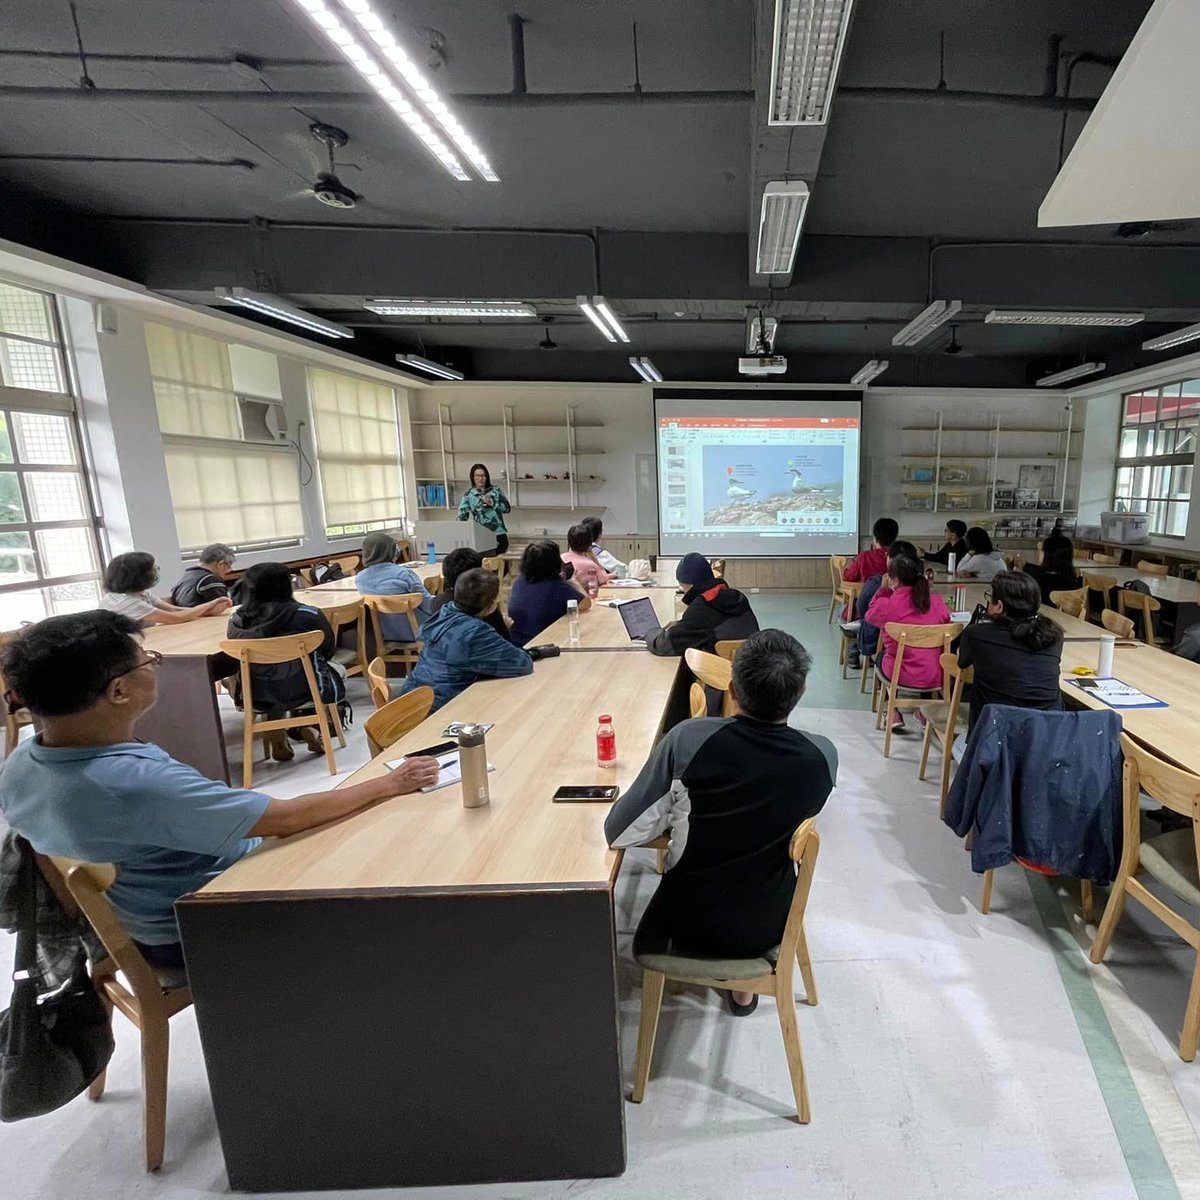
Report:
843,516,899,586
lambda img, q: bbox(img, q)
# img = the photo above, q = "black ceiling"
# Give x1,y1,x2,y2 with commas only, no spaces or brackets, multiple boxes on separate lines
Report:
2,0,1197,387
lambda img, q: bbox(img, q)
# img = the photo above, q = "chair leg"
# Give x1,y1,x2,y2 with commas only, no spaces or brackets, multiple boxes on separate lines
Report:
88,992,114,1100
859,657,872,694
140,1016,170,1172
774,978,811,1124
327,702,347,748
882,697,896,758
242,716,256,790
980,869,994,914
1089,880,1129,964
795,924,818,1006
827,594,837,622
938,743,955,820
1180,955,1200,1063
631,970,666,1103
838,634,848,680
313,705,338,777
918,723,935,781
1080,879,1094,924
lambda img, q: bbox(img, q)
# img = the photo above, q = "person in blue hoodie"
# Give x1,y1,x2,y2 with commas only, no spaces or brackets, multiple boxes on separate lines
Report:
401,568,533,711
355,531,436,644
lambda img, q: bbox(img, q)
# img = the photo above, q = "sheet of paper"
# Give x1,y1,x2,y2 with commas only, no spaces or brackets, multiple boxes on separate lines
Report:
1069,676,1167,710
385,750,497,792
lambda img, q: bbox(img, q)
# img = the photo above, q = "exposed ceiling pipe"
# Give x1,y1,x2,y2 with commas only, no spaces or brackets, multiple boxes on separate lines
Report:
0,49,338,67
0,85,1097,111
509,14,527,97
0,154,254,168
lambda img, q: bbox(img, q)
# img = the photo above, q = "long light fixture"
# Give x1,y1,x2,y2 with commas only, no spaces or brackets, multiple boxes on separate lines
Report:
1143,321,1200,351
395,353,464,381
986,309,1143,327
756,181,810,275
1037,362,1106,387
364,299,536,318
892,300,962,347
214,287,353,339
850,358,888,386
769,0,856,125
577,295,630,344
289,0,497,181
629,356,663,383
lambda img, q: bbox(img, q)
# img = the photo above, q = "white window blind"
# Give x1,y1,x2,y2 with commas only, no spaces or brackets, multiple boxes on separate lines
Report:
146,323,302,549
308,367,405,533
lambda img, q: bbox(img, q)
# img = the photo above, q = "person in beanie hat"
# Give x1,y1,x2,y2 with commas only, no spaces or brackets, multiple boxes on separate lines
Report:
647,553,759,656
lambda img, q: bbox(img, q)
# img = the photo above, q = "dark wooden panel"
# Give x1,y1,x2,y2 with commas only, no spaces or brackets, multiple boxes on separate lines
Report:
135,655,229,783
177,887,626,1190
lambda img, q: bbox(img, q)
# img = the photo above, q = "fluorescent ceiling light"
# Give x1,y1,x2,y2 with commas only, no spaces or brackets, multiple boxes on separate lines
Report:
629,356,663,383
985,310,1144,327
769,0,856,125
850,358,888,386
395,353,464,381
577,295,630,344
892,300,962,347
1037,362,1106,387
214,287,353,339
1142,321,1200,351
289,0,497,181
756,181,810,275
364,299,536,318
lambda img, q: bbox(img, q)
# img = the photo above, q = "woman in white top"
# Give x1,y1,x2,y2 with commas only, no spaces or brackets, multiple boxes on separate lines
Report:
954,527,1007,581
101,551,231,626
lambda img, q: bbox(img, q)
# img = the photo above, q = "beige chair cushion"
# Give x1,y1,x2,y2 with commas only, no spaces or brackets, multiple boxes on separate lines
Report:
1140,829,1200,909
635,944,781,982
331,647,360,667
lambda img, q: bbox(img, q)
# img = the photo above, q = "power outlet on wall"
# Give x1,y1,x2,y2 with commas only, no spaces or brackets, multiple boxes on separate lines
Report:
750,587,760,593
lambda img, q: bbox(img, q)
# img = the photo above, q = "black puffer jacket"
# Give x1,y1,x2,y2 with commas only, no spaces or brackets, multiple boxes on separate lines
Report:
226,600,336,713
647,582,759,657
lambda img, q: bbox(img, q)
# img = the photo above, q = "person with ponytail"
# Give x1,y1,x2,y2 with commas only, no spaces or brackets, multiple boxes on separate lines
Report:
957,569,1063,731
864,553,952,731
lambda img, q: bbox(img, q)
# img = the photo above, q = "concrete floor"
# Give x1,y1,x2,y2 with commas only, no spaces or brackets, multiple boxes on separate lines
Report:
3,593,1200,1199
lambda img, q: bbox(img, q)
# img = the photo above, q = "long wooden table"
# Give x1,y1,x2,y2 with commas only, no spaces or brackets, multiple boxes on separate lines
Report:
177,651,684,1190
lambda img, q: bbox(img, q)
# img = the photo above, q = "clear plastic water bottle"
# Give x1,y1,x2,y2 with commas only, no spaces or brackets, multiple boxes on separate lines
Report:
596,714,616,768
587,576,599,599
426,541,436,565
567,598,580,645
947,552,957,576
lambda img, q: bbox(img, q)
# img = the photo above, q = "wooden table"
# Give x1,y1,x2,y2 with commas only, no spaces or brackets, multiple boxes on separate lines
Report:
539,588,680,650
307,560,444,592
177,651,684,1191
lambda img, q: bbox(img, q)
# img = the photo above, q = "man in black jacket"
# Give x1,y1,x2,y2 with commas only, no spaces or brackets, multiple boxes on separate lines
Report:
647,552,759,657
170,543,237,607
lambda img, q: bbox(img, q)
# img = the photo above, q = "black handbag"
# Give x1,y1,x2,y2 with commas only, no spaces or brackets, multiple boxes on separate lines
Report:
0,844,114,1122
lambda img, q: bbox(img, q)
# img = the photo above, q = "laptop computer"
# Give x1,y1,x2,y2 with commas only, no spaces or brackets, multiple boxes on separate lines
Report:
616,595,663,642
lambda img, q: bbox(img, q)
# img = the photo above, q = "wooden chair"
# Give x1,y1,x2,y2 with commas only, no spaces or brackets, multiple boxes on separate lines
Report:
684,647,737,717
0,630,33,756
710,558,726,580
39,855,193,1172
1091,552,1120,566
330,554,359,576
481,555,506,578
1117,588,1165,646
364,686,436,756
362,593,426,674
424,573,444,596
1101,609,1135,639
714,639,744,661
827,555,848,622
630,818,820,1123
688,681,707,719
366,655,391,709
1049,586,1088,619
1090,734,1200,1059
917,653,973,815
872,622,963,758
322,596,367,679
219,630,344,787
1137,559,1169,576
295,566,316,587
1082,572,1118,622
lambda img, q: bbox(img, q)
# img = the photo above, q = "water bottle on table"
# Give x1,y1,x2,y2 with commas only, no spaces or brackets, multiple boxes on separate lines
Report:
426,541,436,565
567,598,580,645
458,724,490,808
1097,634,1115,677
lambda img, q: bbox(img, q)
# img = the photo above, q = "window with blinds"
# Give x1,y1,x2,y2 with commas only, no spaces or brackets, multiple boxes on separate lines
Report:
145,323,304,550
307,367,406,538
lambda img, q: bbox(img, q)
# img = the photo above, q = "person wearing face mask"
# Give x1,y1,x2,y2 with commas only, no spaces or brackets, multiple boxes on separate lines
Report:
101,551,230,626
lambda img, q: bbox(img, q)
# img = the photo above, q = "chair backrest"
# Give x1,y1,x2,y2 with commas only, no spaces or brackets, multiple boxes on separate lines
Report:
714,639,744,661
684,647,736,716
1136,559,1169,575
322,597,364,636
330,554,359,576
364,687,436,756
884,622,963,694
688,681,707,719
1091,552,1119,566
936,651,973,734
362,592,424,646
1082,573,1117,613
481,556,505,577
709,559,725,579
219,629,324,665
41,855,164,1000
296,566,316,587
424,573,444,596
1117,588,1161,644
776,818,821,969
366,655,391,709
1049,586,1087,619
1120,732,1200,823
1100,609,1135,639
829,555,847,588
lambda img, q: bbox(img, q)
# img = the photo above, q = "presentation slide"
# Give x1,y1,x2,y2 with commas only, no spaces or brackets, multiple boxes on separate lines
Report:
655,395,862,557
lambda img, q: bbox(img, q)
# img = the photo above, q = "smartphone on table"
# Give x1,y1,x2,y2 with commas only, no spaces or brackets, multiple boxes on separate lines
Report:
552,785,620,803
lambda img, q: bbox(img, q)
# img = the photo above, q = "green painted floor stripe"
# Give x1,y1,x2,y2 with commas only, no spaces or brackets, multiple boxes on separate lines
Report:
1027,873,1181,1200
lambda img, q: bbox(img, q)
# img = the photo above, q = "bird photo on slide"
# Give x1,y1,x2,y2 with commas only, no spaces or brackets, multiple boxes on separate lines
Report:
788,458,829,496
725,465,756,499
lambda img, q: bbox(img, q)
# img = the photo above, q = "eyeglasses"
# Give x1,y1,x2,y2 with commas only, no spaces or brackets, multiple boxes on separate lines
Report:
983,589,993,604
103,649,163,690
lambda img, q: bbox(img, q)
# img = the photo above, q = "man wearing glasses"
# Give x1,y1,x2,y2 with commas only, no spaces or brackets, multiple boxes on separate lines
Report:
0,610,438,975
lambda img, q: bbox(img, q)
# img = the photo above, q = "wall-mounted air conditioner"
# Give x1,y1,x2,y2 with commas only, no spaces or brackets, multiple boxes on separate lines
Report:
238,396,289,443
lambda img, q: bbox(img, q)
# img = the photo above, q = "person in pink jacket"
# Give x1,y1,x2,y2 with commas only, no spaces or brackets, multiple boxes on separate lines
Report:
865,552,951,731
561,523,616,594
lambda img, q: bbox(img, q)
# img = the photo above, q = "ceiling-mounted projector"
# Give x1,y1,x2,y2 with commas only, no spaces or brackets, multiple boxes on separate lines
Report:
738,355,788,376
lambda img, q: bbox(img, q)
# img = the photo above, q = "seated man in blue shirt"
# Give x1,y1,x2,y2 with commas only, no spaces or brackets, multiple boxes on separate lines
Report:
0,610,439,974
401,568,533,712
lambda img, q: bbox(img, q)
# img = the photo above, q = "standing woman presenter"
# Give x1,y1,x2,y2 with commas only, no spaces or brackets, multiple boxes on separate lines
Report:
457,462,512,555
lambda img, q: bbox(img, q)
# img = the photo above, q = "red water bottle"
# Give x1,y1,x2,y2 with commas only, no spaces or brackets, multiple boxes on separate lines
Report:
596,714,616,768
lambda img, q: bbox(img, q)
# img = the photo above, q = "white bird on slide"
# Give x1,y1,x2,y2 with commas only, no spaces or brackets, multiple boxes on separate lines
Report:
727,477,756,500
788,465,827,495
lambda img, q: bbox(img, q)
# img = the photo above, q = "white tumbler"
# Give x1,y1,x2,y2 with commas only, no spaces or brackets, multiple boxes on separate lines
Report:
1097,634,1115,678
